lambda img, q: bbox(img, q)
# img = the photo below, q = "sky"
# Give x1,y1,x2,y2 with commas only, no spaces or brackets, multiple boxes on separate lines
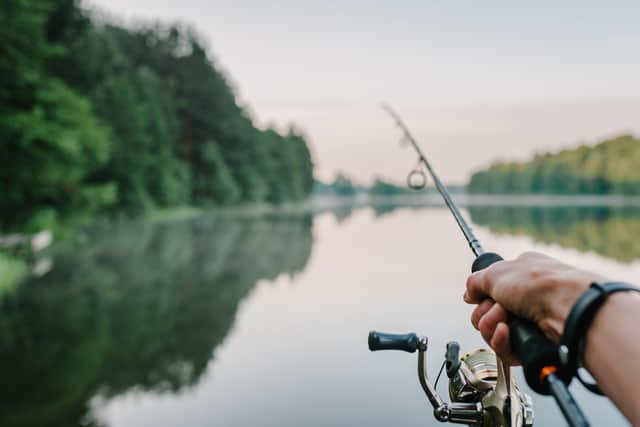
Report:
87,0,640,184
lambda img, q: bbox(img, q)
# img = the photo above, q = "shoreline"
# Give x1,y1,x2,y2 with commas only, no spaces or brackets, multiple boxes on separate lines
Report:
148,193,640,224
310,193,640,209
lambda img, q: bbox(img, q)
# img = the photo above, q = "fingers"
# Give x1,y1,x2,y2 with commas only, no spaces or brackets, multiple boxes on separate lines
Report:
464,270,488,304
471,301,521,366
465,260,507,304
491,322,520,366
478,306,521,366
470,298,494,330
478,303,508,344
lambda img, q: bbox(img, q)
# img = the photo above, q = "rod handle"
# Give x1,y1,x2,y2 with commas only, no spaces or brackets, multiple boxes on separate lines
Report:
471,252,565,395
368,331,419,353
508,317,564,394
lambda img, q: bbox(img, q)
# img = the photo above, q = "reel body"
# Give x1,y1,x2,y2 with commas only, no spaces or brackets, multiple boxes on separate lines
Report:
369,331,534,426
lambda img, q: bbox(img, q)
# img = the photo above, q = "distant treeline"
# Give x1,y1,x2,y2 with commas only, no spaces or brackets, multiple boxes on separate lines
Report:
1,0,313,230
314,174,399,197
314,174,364,197
314,174,463,197
467,135,640,194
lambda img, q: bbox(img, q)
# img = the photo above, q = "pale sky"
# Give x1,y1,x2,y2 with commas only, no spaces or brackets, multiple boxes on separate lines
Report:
87,0,640,184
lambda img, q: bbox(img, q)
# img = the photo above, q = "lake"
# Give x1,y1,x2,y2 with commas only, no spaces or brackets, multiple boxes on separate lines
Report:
1,202,637,426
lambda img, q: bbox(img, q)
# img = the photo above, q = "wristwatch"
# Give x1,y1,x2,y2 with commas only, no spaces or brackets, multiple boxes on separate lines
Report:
560,282,640,394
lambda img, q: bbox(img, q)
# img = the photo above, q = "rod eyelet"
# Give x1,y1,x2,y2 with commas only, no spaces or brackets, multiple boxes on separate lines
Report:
407,169,427,190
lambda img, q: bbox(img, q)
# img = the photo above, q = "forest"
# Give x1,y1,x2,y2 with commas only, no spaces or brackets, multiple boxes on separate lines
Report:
467,134,640,194
1,0,314,231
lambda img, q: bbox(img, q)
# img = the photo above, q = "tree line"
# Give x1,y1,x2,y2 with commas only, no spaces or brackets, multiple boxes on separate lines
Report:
1,0,314,230
467,134,640,194
315,174,463,197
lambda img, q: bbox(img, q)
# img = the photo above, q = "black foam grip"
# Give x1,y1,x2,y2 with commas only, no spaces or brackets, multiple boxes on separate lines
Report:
368,331,419,353
471,252,504,272
508,317,563,395
471,252,564,395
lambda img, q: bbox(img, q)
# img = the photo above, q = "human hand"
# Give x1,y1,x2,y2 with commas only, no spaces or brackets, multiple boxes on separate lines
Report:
464,252,604,365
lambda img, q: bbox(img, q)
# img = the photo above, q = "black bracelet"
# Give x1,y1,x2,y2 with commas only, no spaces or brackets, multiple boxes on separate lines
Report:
560,282,640,395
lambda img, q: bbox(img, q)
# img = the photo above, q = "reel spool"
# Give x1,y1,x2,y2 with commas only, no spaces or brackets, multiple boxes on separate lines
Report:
450,349,498,402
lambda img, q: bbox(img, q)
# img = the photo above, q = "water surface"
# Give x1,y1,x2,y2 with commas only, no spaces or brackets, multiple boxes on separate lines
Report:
1,205,636,426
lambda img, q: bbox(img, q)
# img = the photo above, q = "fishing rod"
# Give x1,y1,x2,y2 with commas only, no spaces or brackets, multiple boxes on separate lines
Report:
367,105,590,427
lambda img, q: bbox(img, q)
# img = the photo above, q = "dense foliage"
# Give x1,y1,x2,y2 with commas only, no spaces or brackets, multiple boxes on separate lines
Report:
1,0,314,230
467,135,640,194
314,175,413,197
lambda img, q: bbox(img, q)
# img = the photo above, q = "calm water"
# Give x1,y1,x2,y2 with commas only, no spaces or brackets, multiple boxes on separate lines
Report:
2,204,638,427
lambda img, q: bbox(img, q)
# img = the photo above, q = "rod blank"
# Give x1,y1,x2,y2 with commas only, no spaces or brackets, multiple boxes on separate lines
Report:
382,104,484,257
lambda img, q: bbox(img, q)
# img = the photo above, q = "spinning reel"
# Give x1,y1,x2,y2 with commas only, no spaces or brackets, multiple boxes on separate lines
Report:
369,331,534,426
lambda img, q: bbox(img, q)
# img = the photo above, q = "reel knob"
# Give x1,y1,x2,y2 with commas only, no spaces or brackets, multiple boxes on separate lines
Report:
368,331,420,353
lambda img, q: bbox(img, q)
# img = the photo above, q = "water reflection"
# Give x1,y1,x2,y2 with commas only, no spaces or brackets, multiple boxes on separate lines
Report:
351,201,640,263
1,204,635,427
468,206,640,262
0,213,313,427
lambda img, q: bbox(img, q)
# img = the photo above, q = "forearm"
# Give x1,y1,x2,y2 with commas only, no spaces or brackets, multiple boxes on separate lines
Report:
583,292,640,425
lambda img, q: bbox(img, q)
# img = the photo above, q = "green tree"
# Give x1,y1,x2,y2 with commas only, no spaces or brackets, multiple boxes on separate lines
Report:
467,135,640,195
0,0,113,228
1,1,315,229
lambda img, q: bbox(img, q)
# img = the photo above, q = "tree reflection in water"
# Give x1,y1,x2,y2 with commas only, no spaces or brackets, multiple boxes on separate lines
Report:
0,213,313,427
468,206,640,262
3,203,638,427
366,203,640,262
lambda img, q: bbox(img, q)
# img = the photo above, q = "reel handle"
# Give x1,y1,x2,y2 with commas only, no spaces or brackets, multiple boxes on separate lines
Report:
368,331,419,353
471,252,564,394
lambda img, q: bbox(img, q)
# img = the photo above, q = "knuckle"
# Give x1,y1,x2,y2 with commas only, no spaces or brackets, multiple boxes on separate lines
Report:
494,304,507,321
536,277,559,298
485,259,508,278
466,274,475,291
527,265,544,280
518,251,537,259
478,315,492,335
482,263,508,292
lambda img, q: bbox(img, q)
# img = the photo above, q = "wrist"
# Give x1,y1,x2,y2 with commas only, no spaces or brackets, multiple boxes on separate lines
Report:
538,270,600,341
583,291,640,371
560,282,640,394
